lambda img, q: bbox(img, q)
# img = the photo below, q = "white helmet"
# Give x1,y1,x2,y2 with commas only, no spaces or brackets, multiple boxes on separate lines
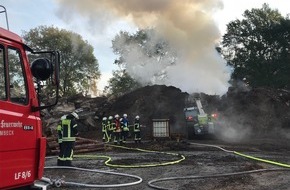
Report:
61,115,67,120
115,114,120,118
135,115,140,119
71,112,79,120
103,117,107,121
123,113,127,118
109,116,113,120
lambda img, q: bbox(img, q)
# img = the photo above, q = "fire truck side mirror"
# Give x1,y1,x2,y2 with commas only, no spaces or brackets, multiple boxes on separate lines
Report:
31,58,53,81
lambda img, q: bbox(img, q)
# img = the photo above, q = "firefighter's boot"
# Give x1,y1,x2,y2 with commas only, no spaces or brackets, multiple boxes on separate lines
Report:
65,160,74,167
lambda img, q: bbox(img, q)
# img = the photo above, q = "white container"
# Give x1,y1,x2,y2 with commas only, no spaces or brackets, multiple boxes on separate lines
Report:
152,119,170,138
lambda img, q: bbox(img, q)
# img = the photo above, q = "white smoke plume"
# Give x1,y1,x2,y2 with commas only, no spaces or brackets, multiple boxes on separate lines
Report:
56,0,232,95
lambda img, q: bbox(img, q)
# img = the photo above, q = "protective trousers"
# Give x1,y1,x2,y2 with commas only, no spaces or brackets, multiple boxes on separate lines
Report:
102,130,109,142
134,131,141,143
122,127,129,142
58,141,75,166
114,131,121,144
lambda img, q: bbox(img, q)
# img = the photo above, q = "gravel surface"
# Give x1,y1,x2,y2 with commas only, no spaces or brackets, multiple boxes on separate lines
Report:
41,138,290,190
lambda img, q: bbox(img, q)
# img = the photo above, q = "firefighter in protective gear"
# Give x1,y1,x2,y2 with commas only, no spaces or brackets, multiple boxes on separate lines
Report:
121,114,129,143
57,123,62,146
107,116,114,142
102,117,109,142
134,115,141,143
119,118,124,144
57,115,67,145
56,115,67,166
56,123,62,166
113,114,121,145
57,112,79,166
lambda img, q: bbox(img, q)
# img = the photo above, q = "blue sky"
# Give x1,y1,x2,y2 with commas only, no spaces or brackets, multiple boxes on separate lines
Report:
0,0,289,92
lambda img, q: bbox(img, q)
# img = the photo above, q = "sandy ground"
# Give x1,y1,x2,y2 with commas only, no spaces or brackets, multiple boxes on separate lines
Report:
42,138,290,190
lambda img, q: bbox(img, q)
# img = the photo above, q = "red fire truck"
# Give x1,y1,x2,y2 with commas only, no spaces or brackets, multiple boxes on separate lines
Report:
0,6,60,189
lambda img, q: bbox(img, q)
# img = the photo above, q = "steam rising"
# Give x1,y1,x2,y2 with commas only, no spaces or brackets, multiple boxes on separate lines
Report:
56,0,231,95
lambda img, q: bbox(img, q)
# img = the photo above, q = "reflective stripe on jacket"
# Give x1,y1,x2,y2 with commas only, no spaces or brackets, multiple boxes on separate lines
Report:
134,121,140,132
102,121,107,132
107,120,113,131
62,119,78,141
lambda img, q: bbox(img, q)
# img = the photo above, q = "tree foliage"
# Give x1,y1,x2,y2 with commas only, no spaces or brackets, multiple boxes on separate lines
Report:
222,4,290,89
22,26,100,96
112,29,176,66
104,69,141,97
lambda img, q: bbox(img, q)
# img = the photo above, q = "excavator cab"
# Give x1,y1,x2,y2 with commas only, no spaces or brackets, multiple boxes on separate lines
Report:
184,95,215,139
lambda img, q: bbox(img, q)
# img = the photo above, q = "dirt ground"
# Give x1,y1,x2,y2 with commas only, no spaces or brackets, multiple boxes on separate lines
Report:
43,137,290,190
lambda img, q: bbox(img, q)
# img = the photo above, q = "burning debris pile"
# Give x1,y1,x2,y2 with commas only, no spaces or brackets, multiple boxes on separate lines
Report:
43,85,290,153
218,87,290,141
43,85,188,142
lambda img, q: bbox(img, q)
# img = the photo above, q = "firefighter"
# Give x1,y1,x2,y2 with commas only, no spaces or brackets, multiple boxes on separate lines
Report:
121,113,129,143
102,117,109,142
57,112,79,166
56,115,67,166
134,115,141,143
113,114,121,145
56,122,63,166
107,116,114,142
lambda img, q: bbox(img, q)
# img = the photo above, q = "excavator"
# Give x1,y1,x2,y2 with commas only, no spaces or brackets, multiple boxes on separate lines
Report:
184,96,218,139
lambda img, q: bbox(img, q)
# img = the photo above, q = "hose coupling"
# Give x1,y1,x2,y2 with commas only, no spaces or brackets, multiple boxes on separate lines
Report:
53,179,64,188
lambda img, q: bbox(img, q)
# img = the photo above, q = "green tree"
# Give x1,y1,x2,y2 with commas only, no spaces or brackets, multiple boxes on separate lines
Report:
113,29,177,68
22,26,101,96
222,4,290,89
104,69,141,97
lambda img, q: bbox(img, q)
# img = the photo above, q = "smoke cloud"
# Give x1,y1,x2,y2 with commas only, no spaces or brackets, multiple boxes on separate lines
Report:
56,0,231,95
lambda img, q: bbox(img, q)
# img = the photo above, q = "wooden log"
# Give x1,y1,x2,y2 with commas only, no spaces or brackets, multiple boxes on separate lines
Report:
74,144,104,150
48,142,59,149
46,136,105,156
74,147,105,154
77,137,101,143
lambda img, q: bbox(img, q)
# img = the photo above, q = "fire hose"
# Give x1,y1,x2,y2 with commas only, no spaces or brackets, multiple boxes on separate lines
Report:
74,143,185,168
147,142,290,190
42,144,185,188
42,165,142,188
103,144,185,167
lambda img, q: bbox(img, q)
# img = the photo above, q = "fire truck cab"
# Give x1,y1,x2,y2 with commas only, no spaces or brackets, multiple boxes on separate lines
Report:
0,6,60,190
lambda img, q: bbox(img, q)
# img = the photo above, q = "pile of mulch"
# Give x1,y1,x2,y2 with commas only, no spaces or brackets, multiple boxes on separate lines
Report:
44,85,290,145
